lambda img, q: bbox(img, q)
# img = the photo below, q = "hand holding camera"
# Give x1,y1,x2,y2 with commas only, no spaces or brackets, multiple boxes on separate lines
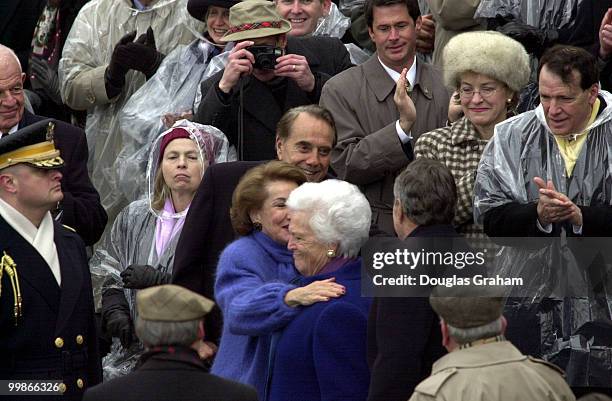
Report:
218,40,316,93
274,53,315,93
219,41,256,94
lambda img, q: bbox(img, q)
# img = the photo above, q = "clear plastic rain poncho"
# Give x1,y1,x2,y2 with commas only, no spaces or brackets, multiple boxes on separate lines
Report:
117,33,233,203
58,0,204,221
89,121,231,380
473,90,612,387
313,2,370,65
475,0,585,112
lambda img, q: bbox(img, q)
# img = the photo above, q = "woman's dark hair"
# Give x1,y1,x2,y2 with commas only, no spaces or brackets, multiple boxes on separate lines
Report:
230,161,307,235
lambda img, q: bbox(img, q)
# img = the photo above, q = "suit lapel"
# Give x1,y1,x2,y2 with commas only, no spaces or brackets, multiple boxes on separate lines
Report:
0,216,61,314
54,223,83,334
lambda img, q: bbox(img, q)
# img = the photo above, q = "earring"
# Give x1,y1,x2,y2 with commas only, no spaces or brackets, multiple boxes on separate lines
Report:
506,98,513,105
253,222,262,231
326,249,336,258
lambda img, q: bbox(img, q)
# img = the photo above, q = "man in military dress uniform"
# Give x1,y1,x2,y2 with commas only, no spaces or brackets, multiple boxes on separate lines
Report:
0,120,101,400
408,286,576,401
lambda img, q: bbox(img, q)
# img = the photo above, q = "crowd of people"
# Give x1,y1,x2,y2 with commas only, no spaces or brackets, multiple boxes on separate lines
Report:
1,0,612,400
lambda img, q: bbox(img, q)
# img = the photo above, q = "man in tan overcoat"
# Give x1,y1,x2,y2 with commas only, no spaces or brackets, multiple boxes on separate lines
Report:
409,286,576,401
320,0,449,235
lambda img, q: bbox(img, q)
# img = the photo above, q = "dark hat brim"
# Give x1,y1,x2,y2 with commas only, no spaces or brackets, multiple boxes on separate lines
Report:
187,0,239,21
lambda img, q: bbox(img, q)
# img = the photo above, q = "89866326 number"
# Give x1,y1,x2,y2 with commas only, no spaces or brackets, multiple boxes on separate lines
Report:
1,380,62,395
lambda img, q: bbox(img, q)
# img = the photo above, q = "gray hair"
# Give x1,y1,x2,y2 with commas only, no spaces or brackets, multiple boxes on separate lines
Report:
286,179,371,257
446,317,504,345
393,159,456,226
135,316,200,347
0,44,22,70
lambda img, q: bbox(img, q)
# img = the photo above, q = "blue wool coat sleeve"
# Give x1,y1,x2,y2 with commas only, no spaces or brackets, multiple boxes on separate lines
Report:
215,242,301,336
313,303,370,401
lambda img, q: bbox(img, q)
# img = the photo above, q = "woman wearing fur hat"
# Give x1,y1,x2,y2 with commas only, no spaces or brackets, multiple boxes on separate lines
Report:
414,31,530,237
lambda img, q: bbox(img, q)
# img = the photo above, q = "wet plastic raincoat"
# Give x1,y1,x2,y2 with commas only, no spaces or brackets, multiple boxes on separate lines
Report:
89,121,230,380
117,35,233,202
314,2,370,65
473,90,612,388
58,0,204,220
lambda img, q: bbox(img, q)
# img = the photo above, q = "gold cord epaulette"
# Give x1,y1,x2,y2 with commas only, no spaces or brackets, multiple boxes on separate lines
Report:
1,252,22,325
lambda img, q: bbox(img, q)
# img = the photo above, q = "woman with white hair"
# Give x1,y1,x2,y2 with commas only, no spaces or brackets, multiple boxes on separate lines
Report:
268,179,372,401
415,31,530,238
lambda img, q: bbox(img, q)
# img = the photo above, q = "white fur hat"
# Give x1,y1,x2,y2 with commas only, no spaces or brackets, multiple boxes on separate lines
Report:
443,31,530,93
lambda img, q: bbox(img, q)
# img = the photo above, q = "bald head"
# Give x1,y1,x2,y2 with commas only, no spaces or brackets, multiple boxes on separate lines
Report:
0,45,22,72
0,45,26,134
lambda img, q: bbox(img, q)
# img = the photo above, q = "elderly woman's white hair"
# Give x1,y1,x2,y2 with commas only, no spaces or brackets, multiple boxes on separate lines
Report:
287,179,371,258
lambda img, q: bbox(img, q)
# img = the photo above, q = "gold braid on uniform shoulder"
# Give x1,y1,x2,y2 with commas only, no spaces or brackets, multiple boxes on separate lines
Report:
1,251,23,326
62,224,76,233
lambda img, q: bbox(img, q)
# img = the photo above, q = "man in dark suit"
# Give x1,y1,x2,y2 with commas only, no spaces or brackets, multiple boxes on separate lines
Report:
83,285,257,401
195,0,351,161
173,104,336,343
367,159,458,401
0,44,107,246
0,121,102,400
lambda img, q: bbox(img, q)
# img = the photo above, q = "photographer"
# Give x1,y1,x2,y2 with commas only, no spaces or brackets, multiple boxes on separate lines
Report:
194,0,351,161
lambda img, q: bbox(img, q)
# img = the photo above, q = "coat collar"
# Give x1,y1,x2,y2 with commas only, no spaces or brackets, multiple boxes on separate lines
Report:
431,341,526,374
450,117,484,146
364,55,434,103
0,216,61,314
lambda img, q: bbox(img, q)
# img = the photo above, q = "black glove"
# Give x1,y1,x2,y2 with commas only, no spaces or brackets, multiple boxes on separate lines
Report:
120,264,171,289
29,57,62,105
101,287,135,348
105,30,138,98
497,21,558,57
104,309,135,348
133,27,165,79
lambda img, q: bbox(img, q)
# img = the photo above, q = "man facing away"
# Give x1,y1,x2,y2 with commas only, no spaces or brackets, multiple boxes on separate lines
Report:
83,285,257,401
409,285,575,401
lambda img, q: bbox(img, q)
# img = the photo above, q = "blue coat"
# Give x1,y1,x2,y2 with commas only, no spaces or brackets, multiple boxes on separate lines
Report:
269,258,372,401
212,231,300,400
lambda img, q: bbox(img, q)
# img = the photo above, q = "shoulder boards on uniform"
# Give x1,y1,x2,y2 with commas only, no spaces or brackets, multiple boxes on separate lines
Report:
413,367,458,397
62,224,76,233
527,356,566,375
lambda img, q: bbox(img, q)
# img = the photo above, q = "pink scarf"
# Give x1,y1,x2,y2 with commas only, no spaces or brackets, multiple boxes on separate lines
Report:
154,198,188,259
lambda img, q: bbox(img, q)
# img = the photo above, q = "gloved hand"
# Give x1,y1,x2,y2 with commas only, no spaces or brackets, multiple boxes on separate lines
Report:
104,309,135,348
130,27,165,79
105,27,165,98
497,21,558,57
29,57,62,105
101,288,136,348
120,264,170,289
105,30,138,98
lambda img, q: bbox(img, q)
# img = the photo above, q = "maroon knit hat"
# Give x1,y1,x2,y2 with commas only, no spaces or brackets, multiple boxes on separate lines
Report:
158,128,191,163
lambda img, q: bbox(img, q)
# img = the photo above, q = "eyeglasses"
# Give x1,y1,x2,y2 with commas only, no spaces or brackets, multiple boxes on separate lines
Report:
0,85,24,102
459,86,499,100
